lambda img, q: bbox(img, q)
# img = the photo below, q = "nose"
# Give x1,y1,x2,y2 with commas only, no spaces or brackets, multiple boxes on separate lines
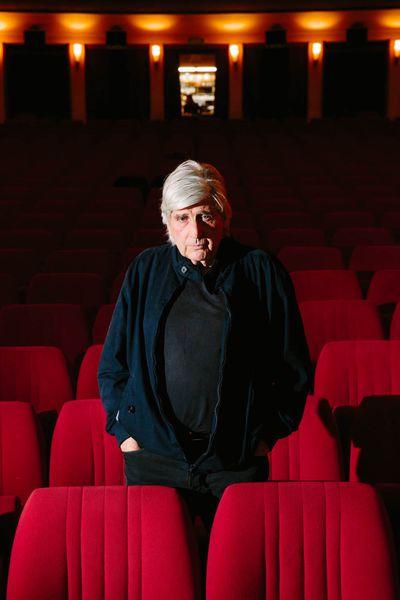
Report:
188,216,204,240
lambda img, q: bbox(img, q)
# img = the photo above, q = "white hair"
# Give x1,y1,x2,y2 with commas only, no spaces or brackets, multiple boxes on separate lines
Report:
160,160,232,241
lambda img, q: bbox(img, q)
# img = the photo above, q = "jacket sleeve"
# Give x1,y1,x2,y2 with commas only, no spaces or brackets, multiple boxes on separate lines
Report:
261,255,312,449
97,266,135,447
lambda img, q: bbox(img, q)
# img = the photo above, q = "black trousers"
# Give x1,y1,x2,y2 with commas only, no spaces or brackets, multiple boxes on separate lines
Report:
123,441,269,532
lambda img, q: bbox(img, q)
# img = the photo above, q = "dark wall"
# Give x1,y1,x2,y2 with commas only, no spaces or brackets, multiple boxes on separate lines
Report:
86,46,149,119
5,44,70,119
323,41,388,117
243,44,308,118
164,45,229,119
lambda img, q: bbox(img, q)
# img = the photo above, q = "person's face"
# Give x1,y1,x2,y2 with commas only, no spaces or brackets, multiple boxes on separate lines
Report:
167,202,225,266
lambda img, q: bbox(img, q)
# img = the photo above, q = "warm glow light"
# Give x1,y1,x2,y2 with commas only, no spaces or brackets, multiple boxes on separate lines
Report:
206,14,257,33
178,66,217,73
134,15,175,32
394,39,400,59
151,44,161,62
296,12,341,31
312,42,323,62
229,44,240,63
72,43,83,63
59,14,99,32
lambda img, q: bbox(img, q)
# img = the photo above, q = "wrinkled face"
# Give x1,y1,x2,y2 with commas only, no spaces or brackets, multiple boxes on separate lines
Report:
167,202,225,266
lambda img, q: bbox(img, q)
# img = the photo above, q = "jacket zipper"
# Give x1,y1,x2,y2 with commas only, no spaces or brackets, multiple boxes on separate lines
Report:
152,285,189,462
191,289,232,469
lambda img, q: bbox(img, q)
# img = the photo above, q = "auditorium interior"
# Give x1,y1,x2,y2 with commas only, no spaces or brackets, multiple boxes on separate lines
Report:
1,0,400,598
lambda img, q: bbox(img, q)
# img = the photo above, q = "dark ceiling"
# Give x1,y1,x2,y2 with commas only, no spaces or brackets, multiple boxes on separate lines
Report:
1,1,400,13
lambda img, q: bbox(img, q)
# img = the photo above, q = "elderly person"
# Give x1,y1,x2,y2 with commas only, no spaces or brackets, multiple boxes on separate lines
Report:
98,160,311,528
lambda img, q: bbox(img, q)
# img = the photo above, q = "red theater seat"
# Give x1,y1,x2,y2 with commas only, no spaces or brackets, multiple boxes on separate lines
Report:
0,304,89,368
0,249,40,285
314,341,400,410
299,300,383,363
7,486,200,600
93,304,115,343
110,271,126,303
207,482,399,600
314,341,400,480
349,245,400,271
0,346,73,413
391,303,400,340
265,228,325,253
291,270,362,301
0,229,56,256
50,399,123,486
368,270,400,306
268,394,343,480
322,211,375,230
259,211,314,231
64,229,123,252
0,273,18,306
277,246,344,271
332,227,394,248
0,402,43,510
27,273,106,309
76,344,103,399
44,249,116,279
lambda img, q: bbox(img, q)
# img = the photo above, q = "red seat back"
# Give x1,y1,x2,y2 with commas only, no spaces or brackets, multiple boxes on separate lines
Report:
278,246,344,271
207,482,398,600
0,304,89,367
27,273,106,309
0,346,73,413
0,402,43,505
300,300,383,362
268,395,343,480
291,270,362,301
93,305,115,344
50,399,124,486
76,345,103,399
7,486,200,600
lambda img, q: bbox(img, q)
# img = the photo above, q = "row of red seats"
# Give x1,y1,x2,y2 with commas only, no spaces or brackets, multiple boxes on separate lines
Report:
5,483,398,599
2,244,400,289
2,339,400,498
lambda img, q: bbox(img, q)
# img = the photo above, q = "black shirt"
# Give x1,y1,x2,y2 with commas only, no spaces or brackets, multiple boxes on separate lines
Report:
163,274,226,434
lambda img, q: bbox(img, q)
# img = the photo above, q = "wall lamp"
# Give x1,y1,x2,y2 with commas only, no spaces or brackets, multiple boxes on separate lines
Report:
312,42,322,64
229,44,240,66
72,43,83,69
394,39,400,65
151,44,161,67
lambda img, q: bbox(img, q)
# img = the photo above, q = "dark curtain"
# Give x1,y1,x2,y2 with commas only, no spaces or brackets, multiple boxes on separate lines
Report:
243,43,307,118
323,41,388,117
86,46,149,119
164,45,228,119
5,44,70,118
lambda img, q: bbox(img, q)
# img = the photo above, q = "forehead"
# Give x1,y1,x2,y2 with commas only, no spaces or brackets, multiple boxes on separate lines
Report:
171,202,217,215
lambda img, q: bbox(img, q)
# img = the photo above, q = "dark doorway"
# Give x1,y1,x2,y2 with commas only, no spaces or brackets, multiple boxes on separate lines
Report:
243,44,308,118
5,44,70,119
323,41,388,117
86,46,149,119
164,45,229,119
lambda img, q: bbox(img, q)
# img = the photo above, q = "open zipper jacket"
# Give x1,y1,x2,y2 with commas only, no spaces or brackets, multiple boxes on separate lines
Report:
98,236,312,473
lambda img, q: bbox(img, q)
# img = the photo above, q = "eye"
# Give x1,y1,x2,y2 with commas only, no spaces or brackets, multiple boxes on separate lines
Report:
201,213,215,223
175,214,188,222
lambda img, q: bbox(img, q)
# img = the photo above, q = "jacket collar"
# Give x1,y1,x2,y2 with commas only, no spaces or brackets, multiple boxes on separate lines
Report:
171,236,246,286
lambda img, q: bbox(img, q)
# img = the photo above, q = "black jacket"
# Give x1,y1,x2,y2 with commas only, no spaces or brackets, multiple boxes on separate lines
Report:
98,237,312,474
